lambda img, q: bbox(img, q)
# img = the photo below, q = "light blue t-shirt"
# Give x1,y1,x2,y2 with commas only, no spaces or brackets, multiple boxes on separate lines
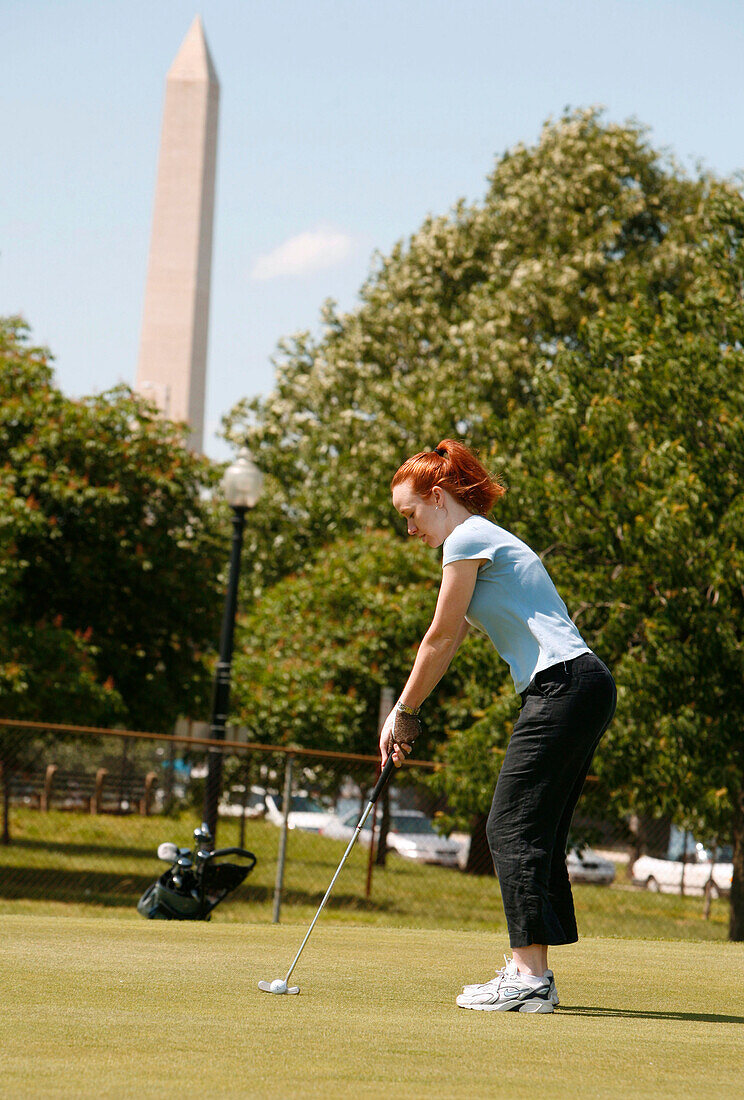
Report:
442,515,590,693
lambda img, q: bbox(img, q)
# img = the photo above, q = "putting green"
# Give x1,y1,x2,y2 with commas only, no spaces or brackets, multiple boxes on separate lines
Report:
1,917,742,1098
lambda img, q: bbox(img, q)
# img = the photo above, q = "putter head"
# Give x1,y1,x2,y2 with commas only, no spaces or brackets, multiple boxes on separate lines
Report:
258,980,300,995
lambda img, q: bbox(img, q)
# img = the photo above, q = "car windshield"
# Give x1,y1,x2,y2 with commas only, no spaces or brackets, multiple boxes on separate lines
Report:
226,790,263,809
667,826,733,863
291,795,324,813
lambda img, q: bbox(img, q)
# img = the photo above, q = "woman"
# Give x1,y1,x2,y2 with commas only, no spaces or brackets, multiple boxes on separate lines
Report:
380,439,616,1014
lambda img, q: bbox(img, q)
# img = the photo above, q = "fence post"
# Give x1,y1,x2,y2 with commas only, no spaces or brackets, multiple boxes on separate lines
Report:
239,757,251,851
118,737,129,813
142,772,157,816
162,736,176,813
272,754,294,923
1,761,9,845
42,764,57,812
92,768,107,815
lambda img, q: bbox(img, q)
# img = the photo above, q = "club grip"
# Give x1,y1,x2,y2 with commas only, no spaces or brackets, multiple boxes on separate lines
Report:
369,755,397,804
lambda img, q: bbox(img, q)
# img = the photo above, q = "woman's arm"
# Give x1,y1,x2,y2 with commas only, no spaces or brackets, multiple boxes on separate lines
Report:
399,558,481,709
380,557,484,765
448,614,471,661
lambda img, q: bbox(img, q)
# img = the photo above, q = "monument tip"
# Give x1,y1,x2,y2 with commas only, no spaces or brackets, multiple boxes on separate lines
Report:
168,14,219,85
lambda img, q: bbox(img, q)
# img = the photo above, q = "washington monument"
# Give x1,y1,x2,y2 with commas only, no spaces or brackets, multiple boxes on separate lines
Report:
135,16,219,452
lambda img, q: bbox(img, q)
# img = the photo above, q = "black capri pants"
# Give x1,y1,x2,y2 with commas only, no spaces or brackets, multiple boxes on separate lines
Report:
486,651,617,948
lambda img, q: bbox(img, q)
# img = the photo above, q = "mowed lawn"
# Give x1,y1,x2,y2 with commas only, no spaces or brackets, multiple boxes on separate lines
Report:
1,917,742,1099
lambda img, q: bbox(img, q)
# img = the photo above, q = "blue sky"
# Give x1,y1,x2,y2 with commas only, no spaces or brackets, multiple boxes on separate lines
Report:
3,0,744,459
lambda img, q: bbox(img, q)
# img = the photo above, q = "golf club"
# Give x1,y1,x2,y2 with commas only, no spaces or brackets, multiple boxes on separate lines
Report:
194,822,213,847
138,832,257,921
259,754,397,996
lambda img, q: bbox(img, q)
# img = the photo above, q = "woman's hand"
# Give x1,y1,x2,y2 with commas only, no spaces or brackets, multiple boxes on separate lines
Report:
379,708,421,768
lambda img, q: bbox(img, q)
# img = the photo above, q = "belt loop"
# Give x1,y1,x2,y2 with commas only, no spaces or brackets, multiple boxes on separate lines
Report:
563,660,568,674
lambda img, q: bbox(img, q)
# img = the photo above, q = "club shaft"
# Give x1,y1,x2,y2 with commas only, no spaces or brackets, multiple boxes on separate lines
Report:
283,800,375,984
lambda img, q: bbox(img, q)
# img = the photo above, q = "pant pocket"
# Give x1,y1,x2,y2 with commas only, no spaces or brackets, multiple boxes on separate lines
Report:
533,663,572,698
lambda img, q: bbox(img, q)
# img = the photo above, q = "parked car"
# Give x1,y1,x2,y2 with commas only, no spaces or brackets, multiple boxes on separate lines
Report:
566,846,615,886
631,828,733,896
218,784,267,819
321,809,461,867
631,854,732,897
451,837,616,881
264,791,335,833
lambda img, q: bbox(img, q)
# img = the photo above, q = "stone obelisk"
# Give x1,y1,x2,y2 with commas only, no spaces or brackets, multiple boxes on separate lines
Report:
135,16,219,452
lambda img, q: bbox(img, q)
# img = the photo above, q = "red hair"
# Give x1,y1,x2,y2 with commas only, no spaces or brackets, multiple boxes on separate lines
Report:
391,439,505,515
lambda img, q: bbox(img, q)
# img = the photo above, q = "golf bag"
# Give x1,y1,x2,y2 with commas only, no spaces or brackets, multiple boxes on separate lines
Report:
137,822,257,921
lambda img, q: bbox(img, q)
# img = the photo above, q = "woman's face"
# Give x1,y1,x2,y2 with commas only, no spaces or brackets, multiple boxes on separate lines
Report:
392,480,448,548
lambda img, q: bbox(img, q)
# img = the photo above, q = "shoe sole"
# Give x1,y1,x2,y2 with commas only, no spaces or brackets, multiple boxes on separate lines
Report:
456,998,554,1013
518,1000,554,1013
462,984,559,1006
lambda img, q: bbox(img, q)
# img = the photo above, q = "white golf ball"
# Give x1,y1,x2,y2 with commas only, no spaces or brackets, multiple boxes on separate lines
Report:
270,979,287,994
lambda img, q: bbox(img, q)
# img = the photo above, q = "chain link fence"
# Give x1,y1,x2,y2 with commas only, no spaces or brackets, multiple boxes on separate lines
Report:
0,718,732,939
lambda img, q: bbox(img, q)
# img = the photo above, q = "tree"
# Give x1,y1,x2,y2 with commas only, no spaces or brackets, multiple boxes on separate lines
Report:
231,530,442,761
225,109,707,595
500,186,744,936
0,317,224,732
223,110,744,936
429,185,744,929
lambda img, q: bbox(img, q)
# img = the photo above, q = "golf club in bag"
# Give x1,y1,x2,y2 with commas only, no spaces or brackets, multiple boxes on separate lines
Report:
137,822,257,920
259,755,396,995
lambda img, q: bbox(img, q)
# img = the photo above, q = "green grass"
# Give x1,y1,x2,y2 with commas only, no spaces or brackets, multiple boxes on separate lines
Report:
1,918,742,1099
0,808,730,940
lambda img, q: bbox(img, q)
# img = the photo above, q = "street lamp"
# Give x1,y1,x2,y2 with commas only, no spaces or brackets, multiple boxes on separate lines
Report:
203,447,263,840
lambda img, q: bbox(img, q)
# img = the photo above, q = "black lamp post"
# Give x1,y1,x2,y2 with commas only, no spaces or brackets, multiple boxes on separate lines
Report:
203,448,263,841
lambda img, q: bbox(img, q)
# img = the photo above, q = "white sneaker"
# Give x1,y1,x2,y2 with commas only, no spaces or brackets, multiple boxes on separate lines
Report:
544,968,559,1006
456,957,554,1013
463,959,559,1006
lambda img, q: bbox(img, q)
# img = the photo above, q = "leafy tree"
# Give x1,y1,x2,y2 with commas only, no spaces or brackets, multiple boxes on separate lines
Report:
431,186,744,903
231,531,441,761
499,185,744,936
224,110,744,936
0,317,224,732
225,108,707,595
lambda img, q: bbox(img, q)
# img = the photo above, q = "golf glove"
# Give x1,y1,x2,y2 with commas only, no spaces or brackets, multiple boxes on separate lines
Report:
392,707,422,748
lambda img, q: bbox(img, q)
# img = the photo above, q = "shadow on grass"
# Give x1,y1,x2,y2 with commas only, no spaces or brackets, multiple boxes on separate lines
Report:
0,865,392,914
561,1005,744,1024
0,866,159,907
4,837,159,860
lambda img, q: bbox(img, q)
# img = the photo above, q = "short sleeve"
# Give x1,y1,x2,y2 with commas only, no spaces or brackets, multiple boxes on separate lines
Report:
442,518,496,568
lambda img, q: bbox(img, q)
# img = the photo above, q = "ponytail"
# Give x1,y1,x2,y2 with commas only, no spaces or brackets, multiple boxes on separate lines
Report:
391,439,505,514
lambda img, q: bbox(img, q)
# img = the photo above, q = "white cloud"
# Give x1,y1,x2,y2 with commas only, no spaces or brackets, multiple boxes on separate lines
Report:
250,225,355,280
